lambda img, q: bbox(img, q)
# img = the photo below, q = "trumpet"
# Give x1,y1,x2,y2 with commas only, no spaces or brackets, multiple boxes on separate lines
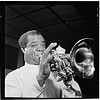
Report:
50,38,95,80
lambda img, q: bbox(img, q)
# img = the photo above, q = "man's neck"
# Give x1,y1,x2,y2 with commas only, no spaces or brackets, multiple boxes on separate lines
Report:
24,54,40,65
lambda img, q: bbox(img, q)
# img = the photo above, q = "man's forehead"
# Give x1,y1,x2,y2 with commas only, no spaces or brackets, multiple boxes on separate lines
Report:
27,34,45,43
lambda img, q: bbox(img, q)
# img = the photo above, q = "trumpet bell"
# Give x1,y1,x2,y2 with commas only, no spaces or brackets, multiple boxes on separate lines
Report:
70,38,95,79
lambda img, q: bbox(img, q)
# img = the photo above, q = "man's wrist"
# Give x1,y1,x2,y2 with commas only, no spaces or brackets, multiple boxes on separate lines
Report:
36,74,46,87
64,78,73,87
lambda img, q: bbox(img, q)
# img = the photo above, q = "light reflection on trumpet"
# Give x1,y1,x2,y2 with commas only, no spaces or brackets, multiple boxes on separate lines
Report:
50,38,95,80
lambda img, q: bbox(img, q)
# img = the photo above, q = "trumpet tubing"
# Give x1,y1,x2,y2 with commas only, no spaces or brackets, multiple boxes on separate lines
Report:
50,38,95,79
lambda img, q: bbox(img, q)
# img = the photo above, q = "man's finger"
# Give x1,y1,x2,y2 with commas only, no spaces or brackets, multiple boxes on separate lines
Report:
44,42,57,58
47,53,54,62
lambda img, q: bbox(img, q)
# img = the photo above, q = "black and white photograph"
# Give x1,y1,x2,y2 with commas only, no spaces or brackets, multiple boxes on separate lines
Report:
2,1,99,99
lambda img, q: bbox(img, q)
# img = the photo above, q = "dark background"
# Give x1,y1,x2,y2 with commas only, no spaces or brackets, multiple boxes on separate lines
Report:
3,1,99,98
5,44,19,70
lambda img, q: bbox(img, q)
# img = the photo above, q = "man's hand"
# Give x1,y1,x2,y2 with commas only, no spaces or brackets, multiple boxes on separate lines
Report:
36,43,57,87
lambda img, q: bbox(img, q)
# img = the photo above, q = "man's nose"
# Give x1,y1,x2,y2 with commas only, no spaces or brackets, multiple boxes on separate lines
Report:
36,46,44,52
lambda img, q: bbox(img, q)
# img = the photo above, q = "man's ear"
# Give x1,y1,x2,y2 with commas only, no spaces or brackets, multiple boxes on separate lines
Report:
21,48,25,53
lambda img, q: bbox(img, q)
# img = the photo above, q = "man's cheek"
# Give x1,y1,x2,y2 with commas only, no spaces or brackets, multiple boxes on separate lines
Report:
29,49,38,59
31,52,40,65
27,49,35,56
26,49,40,64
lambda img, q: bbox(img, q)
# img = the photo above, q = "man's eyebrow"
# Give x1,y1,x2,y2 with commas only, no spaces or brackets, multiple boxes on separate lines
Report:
41,41,45,43
30,41,37,44
30,41,45,44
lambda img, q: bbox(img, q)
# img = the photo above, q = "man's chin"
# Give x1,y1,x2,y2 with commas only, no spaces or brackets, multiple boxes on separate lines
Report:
34,54,43,65
34,57,40,65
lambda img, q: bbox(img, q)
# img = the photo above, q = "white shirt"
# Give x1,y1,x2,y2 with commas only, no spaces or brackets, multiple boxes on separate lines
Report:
5,62,82,98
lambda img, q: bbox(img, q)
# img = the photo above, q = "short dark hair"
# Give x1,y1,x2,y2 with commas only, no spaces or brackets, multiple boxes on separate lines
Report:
18,30,42,49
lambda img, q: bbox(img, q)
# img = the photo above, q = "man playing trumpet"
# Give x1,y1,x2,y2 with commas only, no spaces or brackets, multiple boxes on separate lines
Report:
5,30,82,98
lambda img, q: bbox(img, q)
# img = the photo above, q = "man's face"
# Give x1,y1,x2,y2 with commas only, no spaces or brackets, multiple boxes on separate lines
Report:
24,34,46,65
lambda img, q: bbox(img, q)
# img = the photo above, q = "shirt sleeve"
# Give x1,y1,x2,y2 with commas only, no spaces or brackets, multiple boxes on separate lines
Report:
61,77,82,98
5,68,45,98
5,72,22,97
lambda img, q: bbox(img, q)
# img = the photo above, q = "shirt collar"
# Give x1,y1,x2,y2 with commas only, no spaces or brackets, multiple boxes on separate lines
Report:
25,62,39,67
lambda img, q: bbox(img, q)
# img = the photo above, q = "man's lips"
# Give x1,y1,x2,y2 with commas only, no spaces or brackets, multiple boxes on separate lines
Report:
35,53,44,57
